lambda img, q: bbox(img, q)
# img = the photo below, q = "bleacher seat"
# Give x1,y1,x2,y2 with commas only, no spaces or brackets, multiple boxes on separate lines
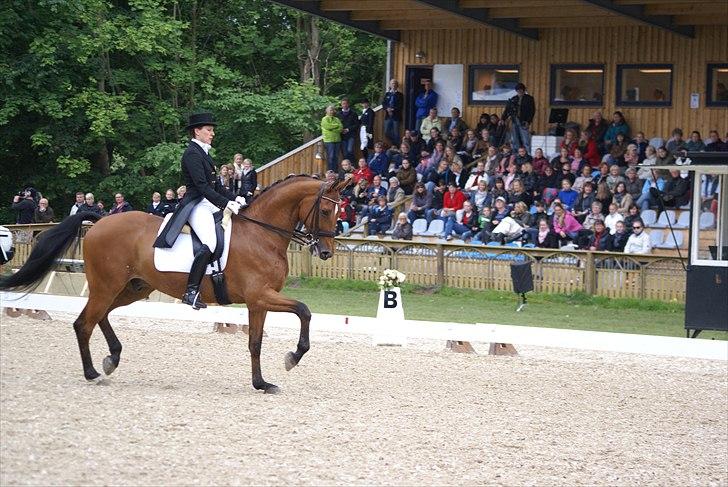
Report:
699,211,716,230
673,211,690,229
648,229,664,247
656,231,684,249
652,210,676,228
411,218,428,235
640,209,657,226
649,137,664,149
421,219,444,236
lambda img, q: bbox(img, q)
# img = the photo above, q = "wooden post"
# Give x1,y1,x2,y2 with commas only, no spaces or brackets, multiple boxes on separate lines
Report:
584,251,596,295
301,245,312,278
436,244,445,287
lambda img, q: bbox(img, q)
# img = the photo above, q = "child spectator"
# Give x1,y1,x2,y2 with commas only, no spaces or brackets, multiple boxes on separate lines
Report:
557,179,579,211
604,203,624,235
471,180,489,211
610,220,630,252
535,218,559,248
475,206,495,242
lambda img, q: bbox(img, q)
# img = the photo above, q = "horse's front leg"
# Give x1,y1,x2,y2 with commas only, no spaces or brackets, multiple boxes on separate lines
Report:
247,307,279,394
256,288,311,372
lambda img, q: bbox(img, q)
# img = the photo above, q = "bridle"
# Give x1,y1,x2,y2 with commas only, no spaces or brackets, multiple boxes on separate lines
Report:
237,183,341,248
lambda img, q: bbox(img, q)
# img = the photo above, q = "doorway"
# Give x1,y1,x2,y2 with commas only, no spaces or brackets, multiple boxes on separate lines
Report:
405,65,433,131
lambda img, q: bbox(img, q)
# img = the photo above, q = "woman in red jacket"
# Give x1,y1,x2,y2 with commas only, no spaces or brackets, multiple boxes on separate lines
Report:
578,129,601,168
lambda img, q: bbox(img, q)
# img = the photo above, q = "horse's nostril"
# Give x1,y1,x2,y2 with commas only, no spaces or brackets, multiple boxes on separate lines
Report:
321,250,332,259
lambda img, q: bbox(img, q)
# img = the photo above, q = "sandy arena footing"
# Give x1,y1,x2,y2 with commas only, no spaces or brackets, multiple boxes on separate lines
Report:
1,313,726,485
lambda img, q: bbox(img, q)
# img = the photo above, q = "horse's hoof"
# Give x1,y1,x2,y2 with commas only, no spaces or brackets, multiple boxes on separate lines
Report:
264,384,281,394
87,375,109,386
5,308,22,318
102,356,118,376
284,351,297,371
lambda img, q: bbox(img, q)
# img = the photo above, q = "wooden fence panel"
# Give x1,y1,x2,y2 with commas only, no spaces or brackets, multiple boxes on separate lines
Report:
393,245,439,286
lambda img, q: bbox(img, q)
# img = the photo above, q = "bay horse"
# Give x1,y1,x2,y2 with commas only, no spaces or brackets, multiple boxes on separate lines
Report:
0,175,349,393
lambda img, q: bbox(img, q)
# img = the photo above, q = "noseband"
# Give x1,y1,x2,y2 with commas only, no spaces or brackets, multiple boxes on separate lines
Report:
237,183,340,248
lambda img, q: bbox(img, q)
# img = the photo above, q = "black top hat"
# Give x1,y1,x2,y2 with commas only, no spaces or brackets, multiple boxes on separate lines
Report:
185,112,217,130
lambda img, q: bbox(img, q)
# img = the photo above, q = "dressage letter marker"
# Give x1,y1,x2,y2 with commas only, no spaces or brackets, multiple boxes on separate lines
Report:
373,287,407,347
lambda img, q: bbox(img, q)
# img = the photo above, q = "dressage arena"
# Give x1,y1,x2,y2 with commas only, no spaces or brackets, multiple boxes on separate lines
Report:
1,309,726,485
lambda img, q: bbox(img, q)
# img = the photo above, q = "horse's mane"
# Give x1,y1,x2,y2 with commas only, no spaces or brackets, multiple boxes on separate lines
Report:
247,174,321,204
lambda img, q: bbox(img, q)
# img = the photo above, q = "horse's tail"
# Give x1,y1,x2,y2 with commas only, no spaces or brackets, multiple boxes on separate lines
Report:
0,212,102,292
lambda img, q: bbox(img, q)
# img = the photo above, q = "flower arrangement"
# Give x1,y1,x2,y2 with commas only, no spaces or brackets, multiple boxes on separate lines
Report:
377,269,406,290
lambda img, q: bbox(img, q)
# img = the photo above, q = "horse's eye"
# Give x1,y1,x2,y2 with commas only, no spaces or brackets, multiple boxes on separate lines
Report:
322,209,331,216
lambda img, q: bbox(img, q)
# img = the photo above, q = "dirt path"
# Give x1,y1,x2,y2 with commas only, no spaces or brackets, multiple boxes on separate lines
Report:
1,313,726,485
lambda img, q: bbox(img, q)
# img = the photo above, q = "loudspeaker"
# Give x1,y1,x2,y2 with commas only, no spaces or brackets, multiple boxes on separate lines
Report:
510,261,534,294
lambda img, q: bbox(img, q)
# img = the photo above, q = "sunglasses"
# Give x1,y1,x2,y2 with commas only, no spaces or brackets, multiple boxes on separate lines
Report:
633,226,642,230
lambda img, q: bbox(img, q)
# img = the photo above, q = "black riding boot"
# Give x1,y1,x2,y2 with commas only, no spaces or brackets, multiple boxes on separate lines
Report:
182,245,212,310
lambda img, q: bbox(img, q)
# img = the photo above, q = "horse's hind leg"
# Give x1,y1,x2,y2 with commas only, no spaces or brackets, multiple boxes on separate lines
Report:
73,295,113,382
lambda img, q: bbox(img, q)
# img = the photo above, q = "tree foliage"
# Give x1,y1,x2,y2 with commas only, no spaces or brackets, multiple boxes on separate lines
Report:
0,0,386,221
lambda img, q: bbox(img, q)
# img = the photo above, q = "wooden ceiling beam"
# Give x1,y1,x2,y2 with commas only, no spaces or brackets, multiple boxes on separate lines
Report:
320,0,428,11
350,10,440,21
488,6,609,18
645,4,728,16
519,16,633,27
673,14,728,25
379,19,478,30
461,0,581,7
580,0,695,37
616,0,710,4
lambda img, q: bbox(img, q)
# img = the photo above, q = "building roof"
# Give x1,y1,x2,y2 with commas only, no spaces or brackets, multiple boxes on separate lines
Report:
270,0,727,41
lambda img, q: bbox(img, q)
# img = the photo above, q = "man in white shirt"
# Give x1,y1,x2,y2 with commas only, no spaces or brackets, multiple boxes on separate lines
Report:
623,221,652,254
69,192,85,215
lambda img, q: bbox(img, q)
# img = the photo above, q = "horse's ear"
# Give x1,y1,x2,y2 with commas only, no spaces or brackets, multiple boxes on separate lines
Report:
328,177,354,193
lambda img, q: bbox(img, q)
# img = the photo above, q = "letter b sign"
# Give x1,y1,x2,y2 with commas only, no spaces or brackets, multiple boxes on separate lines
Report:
384,291,398,308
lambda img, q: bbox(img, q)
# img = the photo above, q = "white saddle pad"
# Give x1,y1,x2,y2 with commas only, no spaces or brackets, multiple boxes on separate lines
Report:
153,213,233,274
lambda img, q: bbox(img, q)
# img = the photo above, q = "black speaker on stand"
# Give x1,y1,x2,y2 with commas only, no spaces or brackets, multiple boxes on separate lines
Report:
510,261,534,312
548,108,569,137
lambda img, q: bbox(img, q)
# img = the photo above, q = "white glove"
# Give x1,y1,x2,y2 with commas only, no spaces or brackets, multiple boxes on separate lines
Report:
225,200,241,215
235,196,247,207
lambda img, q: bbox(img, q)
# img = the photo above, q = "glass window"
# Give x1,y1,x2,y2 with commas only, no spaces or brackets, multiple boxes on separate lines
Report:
616,64,673,106
707,63,728,107
692,173,727,263
550,64,604,106
468,65,520,105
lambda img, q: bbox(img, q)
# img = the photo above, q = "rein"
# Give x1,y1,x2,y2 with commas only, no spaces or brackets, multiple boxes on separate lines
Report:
236,184,340,248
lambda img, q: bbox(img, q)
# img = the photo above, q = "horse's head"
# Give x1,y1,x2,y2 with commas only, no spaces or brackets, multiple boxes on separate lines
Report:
299,178,352,260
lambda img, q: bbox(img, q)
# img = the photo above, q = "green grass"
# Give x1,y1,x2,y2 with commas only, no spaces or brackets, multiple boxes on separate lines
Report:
280,277,728,340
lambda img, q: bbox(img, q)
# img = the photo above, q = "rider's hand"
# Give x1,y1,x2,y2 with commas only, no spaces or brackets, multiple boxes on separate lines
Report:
235,196,247,207
225,200,241,215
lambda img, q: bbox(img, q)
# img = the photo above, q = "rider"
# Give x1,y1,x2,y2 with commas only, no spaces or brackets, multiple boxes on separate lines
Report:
154,112,247,309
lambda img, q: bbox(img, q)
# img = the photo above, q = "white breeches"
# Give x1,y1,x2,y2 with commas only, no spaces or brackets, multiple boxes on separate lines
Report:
188,198,218,252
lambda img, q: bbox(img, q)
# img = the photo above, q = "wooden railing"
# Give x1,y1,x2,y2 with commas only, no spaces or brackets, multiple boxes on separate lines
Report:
256,105,386,187
2,224,687,303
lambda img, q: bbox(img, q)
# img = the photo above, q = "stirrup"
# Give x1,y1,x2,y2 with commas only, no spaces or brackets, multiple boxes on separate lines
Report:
182,290,207,310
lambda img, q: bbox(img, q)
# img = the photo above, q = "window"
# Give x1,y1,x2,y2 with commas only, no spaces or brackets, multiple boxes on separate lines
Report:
707,63,728,107
616,64,673,106
468,65,520,105
550,64,604,106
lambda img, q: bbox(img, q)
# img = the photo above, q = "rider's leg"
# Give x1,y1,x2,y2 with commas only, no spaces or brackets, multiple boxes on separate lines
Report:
183,201,217,309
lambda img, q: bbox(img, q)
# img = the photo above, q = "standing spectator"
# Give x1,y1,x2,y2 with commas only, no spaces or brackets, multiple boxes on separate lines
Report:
337,98,359,162
604,203,625,235
232,153,245,190
321,105,343,171
414,79,438,133
109,193,133,215
420,108,442,142
147,192,165,216
666,128,686,154
382,79,404,146
604,111,630,151
217,164,234,193
162,189,177,215
70,191,85,216
624,221,651,254
12,189,36,224
392,212,413,240
368,196,393,236
34,198,55,223
79,193,103,216
685,131,705,152
358,98,374,159
586,111,609,154
239,158,257,198
501,83,535,153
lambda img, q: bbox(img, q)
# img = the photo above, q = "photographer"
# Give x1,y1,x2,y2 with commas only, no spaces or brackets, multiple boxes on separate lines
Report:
501,83,535,153
11,189,37,224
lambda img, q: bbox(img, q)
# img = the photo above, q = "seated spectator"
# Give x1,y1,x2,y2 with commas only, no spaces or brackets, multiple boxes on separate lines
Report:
387,142,409,170
573,165,593,193
630,132,648,161
557,162,576,188
33,197,55,223
557,178,579,211
335,197,356,235
471,180,489,211
420,107,441,142
109,193,133,215
624,144,640,169
325,170,338,184
424,128,445,155
96,200,108,216
490,114,506,144
449,160,468,189
586,111,609,154
162,189,177,215
532,200,549,223
353,158,375,184
464,160,487,192
595,181,613,215
637,145,658,180
666,128,686,154
442,200,479,241
367,142,389,177
391,212,413,240
636,170,666,210
361,175,387,217
483,145,502,177
534,218,559,248
531,148,549,175
444,107,468,137
512,146,532,168
407,182,432,223
475,113,490,134
395,159,417,195
656,145,675,166
604,202,624,235
510,201,534,231
440,182,466,221
624,220,651,254
609,220,630,252
582,201,605,232
685,131,705,152
147,192,165,216
338,159,354,180
426,180,447,223
662,170,690,208
11,189,36,224
352,178,370,215
69,192,85,216
539,165,560,205
624,168,642,201
623,204,641,231
176,185,187,201
551,147,572,171
576,130,600,169
607,132,628,167
503,161,519,191
486,177,508,208
490,202,532,244
552,203,583,244
605,164,625,192
519,162,539,201
569,148,587,174
612,181,633,216
386,177,406,211
461,129,480,161
367,196,393,236
509,179,532,207
705,130,727,152
560,128,578,156
425,160,450,193
594,162,610,185
604,110,630,151
491,196,511,227
407,131,424,162
586,220,611,251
